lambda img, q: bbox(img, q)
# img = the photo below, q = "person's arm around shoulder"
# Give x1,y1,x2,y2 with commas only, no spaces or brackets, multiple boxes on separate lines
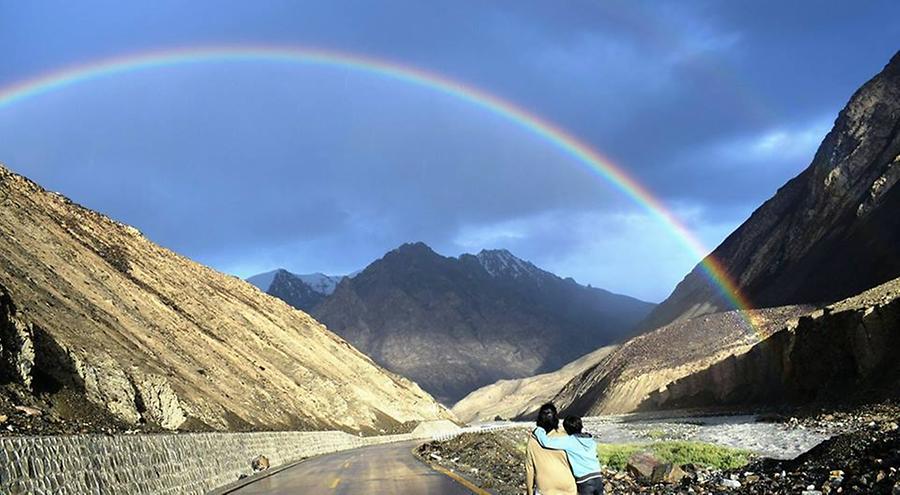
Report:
532,426,575,451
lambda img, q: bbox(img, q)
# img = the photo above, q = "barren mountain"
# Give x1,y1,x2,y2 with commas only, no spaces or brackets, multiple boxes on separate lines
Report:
311,243,654,404
642,51,900,331
451,345,616,423
0,165,452,433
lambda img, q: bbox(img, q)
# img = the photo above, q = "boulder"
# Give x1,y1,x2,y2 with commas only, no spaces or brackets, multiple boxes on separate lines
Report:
719,478,741,489
661,463,687,483
14,405,41,417
626,451,685,484
251,455,270,471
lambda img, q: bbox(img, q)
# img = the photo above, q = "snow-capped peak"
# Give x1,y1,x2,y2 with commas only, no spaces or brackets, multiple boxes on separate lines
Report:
295,272,344,295
246,269,347,296
475,249,539,279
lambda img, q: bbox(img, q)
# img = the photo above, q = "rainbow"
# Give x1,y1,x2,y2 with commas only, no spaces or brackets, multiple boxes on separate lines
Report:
0,45,758,332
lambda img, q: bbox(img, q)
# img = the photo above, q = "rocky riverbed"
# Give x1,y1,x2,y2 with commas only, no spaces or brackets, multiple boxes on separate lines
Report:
417,403,900,494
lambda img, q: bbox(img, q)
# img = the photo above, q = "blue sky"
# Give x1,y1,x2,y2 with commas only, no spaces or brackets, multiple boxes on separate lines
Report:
0,1,897,301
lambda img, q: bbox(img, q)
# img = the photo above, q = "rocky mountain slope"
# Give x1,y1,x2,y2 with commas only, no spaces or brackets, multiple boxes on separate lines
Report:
642,51,900,331
550,272,899,418
0,165,453,433
451,345,616,423
642,275,900,411
310,243,654,403
247,269,345,312
550,305,813,416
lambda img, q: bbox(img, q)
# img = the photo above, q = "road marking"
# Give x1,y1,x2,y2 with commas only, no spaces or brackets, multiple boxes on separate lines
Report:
342,460,351,468
330,478,341,489
429,463,492,495
411,446,492,495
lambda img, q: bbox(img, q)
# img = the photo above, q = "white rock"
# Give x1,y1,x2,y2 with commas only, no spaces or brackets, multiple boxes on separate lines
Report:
719,478,741,489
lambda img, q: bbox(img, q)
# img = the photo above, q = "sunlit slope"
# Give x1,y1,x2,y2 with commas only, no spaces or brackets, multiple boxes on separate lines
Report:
451,345,617,423
0,165,453,432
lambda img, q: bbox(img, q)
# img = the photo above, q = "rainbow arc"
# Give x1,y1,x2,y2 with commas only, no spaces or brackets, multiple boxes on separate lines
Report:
0,45,758,334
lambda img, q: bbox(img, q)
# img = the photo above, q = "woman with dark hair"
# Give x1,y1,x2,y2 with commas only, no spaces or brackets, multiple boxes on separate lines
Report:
525,403,577,495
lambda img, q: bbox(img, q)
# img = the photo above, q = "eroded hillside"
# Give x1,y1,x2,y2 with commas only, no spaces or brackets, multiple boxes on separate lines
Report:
0,165,453,433
552,305,812,416
554,277,900,417
644,276,900,410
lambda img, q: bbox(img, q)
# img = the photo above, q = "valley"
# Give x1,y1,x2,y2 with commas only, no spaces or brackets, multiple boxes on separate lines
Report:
1,4,898,494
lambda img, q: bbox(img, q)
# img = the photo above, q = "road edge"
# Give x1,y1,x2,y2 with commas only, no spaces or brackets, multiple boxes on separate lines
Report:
411,445,494,495
208,457,312,495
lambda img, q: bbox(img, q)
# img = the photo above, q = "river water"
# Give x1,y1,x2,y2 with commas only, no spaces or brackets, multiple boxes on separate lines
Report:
579,413,834,460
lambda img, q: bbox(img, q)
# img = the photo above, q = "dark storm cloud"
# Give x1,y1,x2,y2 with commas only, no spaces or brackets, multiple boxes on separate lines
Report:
0,0,897,300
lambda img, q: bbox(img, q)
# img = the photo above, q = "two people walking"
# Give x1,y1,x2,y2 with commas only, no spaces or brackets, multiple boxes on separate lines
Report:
525,403,604,495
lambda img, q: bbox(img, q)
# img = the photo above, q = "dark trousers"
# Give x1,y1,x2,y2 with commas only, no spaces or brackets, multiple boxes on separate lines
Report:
576,477,604,495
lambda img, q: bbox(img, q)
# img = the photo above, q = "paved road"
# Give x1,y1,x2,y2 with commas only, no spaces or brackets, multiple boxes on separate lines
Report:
228,441,474,495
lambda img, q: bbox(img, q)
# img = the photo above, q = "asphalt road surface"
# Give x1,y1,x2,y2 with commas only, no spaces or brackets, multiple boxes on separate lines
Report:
228,441,474,495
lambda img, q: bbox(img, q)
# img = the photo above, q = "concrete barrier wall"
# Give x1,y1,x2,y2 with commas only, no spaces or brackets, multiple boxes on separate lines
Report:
0,430,420,495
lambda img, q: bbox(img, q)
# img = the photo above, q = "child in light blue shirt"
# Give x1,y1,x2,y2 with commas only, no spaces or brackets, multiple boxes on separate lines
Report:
533,416,604,494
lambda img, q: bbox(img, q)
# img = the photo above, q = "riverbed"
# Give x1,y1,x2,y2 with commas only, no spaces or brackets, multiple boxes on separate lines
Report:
580,413,835,459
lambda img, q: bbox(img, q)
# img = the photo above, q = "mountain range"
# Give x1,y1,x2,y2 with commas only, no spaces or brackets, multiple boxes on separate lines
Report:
252,243,655,404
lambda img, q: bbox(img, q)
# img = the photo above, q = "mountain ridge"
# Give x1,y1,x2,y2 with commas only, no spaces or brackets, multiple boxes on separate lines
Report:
309,241,654,403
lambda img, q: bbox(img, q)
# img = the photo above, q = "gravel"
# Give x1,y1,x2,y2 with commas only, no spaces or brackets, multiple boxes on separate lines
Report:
419,402,900,494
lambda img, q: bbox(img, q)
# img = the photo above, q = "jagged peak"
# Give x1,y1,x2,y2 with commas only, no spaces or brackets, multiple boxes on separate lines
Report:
380,242,442,262
394,241,436,253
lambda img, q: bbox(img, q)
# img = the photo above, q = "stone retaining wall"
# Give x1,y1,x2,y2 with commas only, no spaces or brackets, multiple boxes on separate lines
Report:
0,430,420,495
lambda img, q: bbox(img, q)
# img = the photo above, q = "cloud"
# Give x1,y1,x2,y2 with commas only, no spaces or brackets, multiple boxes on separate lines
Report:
0,0,897,300
719,117,834,163
451,206,737,302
